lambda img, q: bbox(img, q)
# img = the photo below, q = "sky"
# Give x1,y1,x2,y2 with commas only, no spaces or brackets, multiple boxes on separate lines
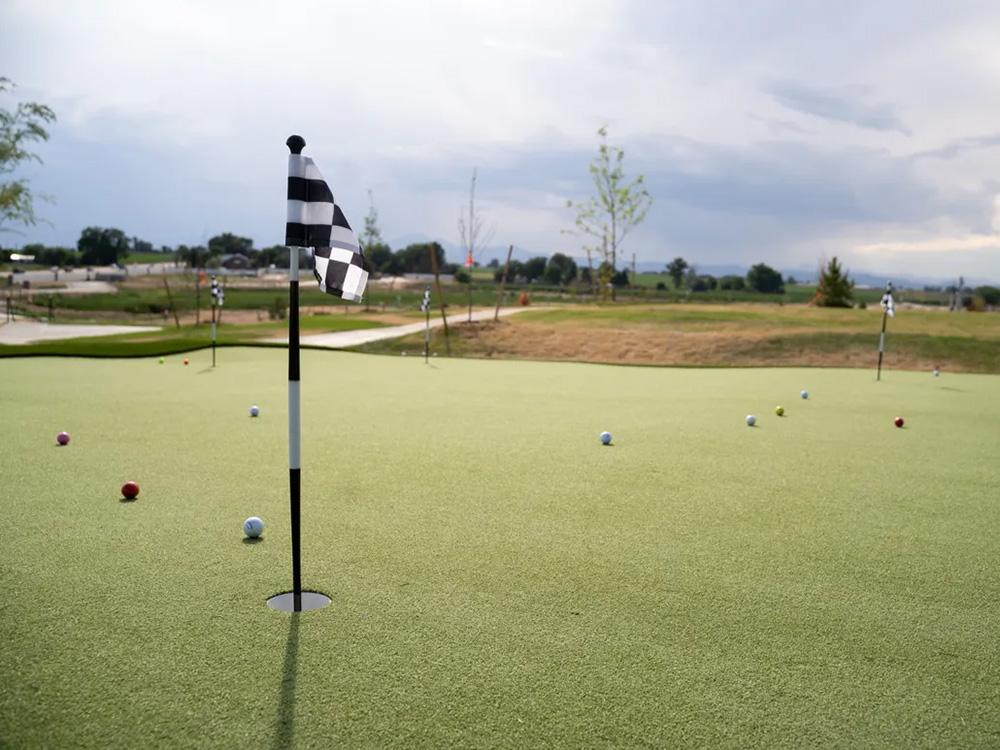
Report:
2,0,1000,283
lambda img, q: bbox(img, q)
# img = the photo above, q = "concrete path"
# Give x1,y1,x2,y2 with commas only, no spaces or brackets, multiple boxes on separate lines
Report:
0,319,161,344
274,306,534,348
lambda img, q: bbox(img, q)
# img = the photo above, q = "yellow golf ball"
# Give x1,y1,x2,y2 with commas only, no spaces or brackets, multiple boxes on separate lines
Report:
775,405,784,416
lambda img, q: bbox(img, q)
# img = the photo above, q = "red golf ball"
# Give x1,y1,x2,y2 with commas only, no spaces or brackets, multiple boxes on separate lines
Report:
894,417,905,428
183,358,190,366
121,481,140,500
57,431,70,446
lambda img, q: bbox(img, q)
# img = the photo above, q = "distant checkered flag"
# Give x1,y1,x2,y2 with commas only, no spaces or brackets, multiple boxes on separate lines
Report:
880,284,895,317
285,150,369,302
420,286,431,313
210,276,224,307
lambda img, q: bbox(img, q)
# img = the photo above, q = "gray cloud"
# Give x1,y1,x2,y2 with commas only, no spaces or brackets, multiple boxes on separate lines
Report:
765,80,911,135
911,133,1000,160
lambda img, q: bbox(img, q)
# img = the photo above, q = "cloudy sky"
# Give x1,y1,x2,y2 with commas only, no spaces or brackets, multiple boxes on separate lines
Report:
3,0,1000,282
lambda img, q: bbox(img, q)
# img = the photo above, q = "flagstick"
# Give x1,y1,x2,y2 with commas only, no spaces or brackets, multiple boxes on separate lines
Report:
288,245,302,612
876,305,887,381
211,301,217,368
424,305,430,364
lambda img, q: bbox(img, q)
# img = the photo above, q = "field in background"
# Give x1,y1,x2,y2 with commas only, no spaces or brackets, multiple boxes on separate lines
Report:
2,350,999,747
354,303,1000,373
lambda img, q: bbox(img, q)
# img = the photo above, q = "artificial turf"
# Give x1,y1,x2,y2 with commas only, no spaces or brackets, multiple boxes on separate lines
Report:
1,350,999,747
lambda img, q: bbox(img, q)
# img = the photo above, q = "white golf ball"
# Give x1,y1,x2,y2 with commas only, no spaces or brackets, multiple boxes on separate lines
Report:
243,516,264,538
401,351,408,356
600,431,612,445
800,390,809,399
249,405,260,417
932,368,940,377
745,415,756,426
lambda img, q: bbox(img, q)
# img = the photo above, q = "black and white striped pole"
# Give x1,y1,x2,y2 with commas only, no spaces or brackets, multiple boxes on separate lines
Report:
876,281,893,382
267,134,331,613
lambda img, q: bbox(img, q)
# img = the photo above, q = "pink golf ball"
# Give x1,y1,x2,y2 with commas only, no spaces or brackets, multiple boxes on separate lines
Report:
57,431,70,446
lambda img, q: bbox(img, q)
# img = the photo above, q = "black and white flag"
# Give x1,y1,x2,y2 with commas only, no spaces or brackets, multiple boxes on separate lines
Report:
880,286,895,317
210,276,224,307
286,154,369,302
420,286,431,313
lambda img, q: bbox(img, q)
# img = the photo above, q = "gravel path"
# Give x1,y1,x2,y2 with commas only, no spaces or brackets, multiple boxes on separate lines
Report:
272,307,534,348
0,319,161,344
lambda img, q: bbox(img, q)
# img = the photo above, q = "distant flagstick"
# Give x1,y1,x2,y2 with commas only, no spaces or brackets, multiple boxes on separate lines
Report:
421,286,431,363
210,275,224,367
267,134,370,613
876,281,895,381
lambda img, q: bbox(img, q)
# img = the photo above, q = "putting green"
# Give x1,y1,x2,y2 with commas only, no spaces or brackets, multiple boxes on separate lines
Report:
2,350,999,747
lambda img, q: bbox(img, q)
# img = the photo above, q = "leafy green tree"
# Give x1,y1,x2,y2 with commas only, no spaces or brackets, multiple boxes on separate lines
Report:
1,78,56,232
364,242,395,274
812,256,854,307
746,263,785,294
394,242,445,274
253,245,286,269
666,257,689,288
974,285,1000,306
494,260,523,283
568,126,652,300
718,274,745,291
544,252,578,286
521,256,547,282
78,227,130,265
131,237,154,254
688,274,717,292
208,232,253,256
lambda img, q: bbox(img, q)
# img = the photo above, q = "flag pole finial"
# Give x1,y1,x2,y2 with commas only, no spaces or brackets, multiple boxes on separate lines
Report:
286,135,306,154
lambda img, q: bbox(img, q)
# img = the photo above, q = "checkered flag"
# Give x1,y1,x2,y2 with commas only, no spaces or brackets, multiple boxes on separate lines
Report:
285,150,369,302
420,286,431,313
880,284,895,317
210,276,224,307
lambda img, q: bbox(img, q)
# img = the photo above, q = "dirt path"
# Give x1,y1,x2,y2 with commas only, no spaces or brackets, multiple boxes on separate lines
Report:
270,307,535,348
0,319,161,344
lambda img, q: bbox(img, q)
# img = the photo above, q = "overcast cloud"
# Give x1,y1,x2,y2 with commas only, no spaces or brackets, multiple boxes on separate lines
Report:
2,0,999,281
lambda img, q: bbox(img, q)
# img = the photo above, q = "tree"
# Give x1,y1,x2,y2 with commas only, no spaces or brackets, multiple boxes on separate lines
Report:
812,256,854,307
568,126,652,300
395,242,445,274
974,285,1000,307
365,242,396,274
521,256,548,282
361,189,383,250
78,227,130,266
457,168,494,320
544,253,578,286
718,275,745,291
688,274,717,292
208,232,253,256
746,263,785,294
1,78,56,232
495,260,523,283
666,257,689,289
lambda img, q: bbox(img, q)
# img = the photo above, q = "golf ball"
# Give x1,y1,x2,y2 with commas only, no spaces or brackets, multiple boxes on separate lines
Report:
243,516,264,538
745,415,756,426
932,368,940,377
775,406,784,416
158,357,165,364
249,405,260,417
800,390,809,399
894,416,905,428
401,351,408,356
599,431,612,445
183,358,190,366
57,431,70,446
121,481,140,500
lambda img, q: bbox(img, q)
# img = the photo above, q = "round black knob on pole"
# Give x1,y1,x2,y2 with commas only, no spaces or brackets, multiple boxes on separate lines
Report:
286,135,306,154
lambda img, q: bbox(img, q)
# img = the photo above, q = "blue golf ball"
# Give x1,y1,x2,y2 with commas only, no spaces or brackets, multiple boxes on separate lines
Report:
249,405,260,417
800,390,809,399
600,431,612,445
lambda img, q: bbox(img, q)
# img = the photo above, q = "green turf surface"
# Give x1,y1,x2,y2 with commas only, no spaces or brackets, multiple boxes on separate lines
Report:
2,351,999,747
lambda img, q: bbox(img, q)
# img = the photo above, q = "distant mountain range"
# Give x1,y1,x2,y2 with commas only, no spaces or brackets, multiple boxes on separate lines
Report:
387,235,996,289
